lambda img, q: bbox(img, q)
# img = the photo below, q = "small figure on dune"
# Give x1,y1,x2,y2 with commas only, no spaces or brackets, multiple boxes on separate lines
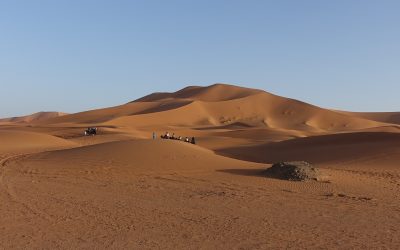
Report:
152,132,156,139
84,127,97,136
161,132,170,139
160,132,195,144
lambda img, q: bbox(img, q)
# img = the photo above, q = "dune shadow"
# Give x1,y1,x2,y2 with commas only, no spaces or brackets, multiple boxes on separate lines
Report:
217,168,266,177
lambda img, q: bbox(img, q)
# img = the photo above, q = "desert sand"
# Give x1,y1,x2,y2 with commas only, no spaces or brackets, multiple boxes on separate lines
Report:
0,83,399,249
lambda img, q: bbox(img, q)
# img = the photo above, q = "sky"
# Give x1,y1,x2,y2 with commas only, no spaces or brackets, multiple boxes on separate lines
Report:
0,0,399,118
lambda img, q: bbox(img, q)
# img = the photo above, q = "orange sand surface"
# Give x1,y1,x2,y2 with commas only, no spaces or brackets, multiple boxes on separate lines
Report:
1,84,399,249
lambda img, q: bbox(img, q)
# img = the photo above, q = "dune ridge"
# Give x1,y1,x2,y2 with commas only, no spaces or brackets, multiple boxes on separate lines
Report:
133,83,263,102
0,112,67,124
336,111,400,125
35,84,394,135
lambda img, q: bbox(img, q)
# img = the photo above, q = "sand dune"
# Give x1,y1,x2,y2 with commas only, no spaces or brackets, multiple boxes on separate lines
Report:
1,83,400,248
0,130,75,154
105,92,388,133
0,112,67,124
40,83,261,125
33,139,253,174
134,83,263,102
39,84,391,136
337,111,400,125
218,132,400,168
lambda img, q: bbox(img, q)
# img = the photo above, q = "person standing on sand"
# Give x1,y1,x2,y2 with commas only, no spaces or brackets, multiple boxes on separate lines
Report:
191,137,196,144
152,132,156,139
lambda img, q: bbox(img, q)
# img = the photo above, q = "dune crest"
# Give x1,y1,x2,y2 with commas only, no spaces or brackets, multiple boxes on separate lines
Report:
0,111,67,124
38,84,394,135
134,83,263,102
336,110,400,125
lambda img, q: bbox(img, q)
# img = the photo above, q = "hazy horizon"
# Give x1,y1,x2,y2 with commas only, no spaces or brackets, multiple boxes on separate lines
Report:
1,0,399,117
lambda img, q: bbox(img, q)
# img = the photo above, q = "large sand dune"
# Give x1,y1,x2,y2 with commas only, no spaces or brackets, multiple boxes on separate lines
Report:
38,84,391,134
1,83,399,249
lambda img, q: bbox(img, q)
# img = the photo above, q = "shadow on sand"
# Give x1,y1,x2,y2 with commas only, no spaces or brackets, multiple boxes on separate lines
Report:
217,168,266,177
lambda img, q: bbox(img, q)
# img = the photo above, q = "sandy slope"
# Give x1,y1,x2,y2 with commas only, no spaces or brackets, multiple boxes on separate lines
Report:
0,130,76,154
40,84,390,134
104,92,387,133
217,132,400,167
337,111,400,125
0,112,67,124
0,83,399,249
134,83,263,102
1,139,399,249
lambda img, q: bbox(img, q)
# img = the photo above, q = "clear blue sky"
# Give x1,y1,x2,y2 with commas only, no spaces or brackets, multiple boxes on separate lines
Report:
1,0,399,118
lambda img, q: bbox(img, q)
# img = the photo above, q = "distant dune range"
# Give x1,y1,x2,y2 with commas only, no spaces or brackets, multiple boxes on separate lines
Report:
0,111,67,124
336,110,400,125
1,83,399,249
30,84,396,131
